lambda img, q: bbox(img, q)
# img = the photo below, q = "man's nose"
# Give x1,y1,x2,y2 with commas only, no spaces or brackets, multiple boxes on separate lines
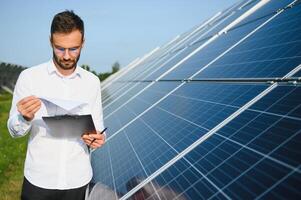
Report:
63,49,71,60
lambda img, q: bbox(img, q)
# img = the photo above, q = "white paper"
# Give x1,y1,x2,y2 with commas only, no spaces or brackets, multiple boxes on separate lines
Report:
39,96,87,112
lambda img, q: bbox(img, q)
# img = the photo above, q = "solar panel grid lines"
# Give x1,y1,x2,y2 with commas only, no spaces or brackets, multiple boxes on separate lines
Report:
101,0,259,99
118,82,278,200
104,82,185,140
149,1,261,82
137,70,298,200
187,11,237,48
99,0,262,108
137,108,233,199
238,0,257,10
103,22,241,125
90,0,301,199
113,24,203,83
207,93,301,199
100,29,201,103
164,0,301,80
191,1,301,80
101,58,141,89
100,9,233,105
144,85,298,198
218,0,270,35
175,7,285,81
124,132,163,200
254,165,300,200
101,50,167,102
101,56,151,92
104,0,288,141
102,49,186,110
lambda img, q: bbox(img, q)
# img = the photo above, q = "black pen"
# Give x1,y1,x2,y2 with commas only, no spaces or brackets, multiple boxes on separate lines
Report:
89,127,107,146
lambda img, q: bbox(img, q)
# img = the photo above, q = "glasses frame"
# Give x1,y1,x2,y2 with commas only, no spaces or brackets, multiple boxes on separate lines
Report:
52,44,82,57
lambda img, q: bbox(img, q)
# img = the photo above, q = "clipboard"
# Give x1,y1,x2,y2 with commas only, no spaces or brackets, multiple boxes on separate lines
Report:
42,114,96,138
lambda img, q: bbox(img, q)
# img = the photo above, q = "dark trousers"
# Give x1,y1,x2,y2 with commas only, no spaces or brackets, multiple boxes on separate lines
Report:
21,177,87,200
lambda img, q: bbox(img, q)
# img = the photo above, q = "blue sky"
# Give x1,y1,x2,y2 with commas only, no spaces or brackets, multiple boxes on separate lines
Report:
0,0,238,73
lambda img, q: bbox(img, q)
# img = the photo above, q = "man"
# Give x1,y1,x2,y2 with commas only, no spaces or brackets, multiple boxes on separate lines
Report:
7,10,105,200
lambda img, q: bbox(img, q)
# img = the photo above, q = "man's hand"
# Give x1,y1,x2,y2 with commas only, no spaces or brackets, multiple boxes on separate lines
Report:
17,96,42,121
82,131,105,149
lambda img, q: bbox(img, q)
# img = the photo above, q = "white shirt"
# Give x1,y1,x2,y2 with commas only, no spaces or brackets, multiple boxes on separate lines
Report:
7,60,104,189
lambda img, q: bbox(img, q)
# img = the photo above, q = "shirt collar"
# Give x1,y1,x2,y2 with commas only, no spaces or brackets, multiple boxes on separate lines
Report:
47,59,82,79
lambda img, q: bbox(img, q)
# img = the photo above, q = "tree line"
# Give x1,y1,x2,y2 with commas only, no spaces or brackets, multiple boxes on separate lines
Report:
81,61,120,81
0,62,25,91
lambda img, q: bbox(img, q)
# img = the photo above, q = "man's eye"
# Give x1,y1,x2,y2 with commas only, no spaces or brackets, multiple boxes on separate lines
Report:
57,47,65,51
70,48,78,51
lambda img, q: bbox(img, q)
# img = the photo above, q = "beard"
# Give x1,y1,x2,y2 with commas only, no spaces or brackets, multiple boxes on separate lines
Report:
52,51,81,71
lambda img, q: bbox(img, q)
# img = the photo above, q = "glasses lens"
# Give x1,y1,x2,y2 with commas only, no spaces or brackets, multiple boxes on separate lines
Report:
54,46,80,56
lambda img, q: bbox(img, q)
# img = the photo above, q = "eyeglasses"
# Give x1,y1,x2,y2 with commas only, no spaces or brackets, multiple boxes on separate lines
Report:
53,45,81,56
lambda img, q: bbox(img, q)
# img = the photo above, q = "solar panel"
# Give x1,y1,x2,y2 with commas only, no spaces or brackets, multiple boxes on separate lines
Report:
100,0,262,104
89,0,301,199
143,85,301,199
164,0,301,80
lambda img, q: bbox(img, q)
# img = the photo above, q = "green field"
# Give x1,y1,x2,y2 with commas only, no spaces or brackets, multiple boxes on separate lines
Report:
0,90,28,200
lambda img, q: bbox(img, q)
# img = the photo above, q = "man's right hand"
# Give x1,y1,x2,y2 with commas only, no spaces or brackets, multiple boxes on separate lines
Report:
17,96,42,121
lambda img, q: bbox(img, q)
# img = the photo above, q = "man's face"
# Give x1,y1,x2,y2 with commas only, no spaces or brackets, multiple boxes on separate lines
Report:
51,30,83,71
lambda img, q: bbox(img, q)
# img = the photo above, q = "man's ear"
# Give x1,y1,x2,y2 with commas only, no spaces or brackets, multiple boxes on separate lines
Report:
81,38,85,48
49,36,53,47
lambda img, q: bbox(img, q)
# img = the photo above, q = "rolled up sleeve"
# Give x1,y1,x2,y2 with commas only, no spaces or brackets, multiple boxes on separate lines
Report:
7,70,32,138
7,114,32,138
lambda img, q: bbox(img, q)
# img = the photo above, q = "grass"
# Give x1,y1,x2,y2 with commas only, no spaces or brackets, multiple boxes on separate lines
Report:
0,90,28,200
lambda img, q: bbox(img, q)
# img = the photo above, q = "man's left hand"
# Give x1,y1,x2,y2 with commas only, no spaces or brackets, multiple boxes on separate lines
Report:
82,131,106,149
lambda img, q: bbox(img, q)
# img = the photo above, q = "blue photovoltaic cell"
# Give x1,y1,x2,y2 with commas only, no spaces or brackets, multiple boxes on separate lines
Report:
194,2,301,79
163,0,300,80
93,131,148,196
104,106,137,138
144,46,200,81
147,159,219,200
292,69,301,77
103,82,149,116
103,82,181,137
90,144,118,199
117,53,169,82
161,14,269,80
91,83,268,199
145,0,262,82
102,44,199,107
133,85,301,199
102,82,139,106
145,83,267,132
102,51,186,107
187,0,260,48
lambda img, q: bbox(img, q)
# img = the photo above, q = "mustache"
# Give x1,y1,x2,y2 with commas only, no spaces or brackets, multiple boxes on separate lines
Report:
52,51,81,70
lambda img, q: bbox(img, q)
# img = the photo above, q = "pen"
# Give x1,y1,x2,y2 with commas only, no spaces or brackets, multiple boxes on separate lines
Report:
89,127,107,146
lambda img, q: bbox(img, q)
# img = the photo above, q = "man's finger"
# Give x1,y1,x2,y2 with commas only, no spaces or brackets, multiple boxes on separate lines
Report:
19,100,41,118
92,139,104,146
90,143,102,149
89,133,104,140
30,105,42,115
23,100,41,113
90,140,104,149
18,96,38,106
82,135,93,142
22,99,41,110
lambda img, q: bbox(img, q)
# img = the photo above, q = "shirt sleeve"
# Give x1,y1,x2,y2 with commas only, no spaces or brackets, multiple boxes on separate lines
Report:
91,77,105,134
7,70,32,138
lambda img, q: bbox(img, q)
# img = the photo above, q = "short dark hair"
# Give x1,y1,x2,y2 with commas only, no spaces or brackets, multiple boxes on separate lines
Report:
51,10,84,41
